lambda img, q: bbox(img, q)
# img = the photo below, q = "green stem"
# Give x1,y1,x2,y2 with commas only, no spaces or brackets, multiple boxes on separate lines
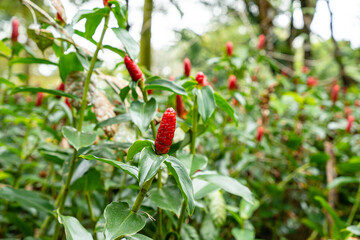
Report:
176,201,187,234
157,169,163,239
347,183,360,225
86,192,96,223
131,177,155,213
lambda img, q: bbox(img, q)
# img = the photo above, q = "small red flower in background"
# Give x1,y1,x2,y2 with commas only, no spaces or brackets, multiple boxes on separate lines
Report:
232,98,239,106
256,126,264,142
195,72,205,86
346,115,355,133
251,75,258,82
169,76,175,81
155,108,176,155
176,95,187,119
307,76,318,87
36,92,44,107
124,55,143,82
302,66,309,74
257,34,266,50
184,58,191,77
56,82,65,99
147,89,153,95
226,41,233,56
331,84,340,103
228,75,237,90
355,100,360,107
11,18,19,42
103,0,108,6
56,13,65,24
65,98,71,109
345,106,352,116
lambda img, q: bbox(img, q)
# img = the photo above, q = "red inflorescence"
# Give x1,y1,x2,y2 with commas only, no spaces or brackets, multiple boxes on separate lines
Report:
195,72,206,85
56,13,65,24
256,126,264,142
155,108,177,155
302,66,309,74
257,34,266,50
226,41,233,56
184,58,191,77
56,82,65,99
307,76,318,87
346,115,355,133
228,75,237,90
124,55,143,82
36,92,44,107
103,0,108,6
331,84,340,103
176,95,186,119
11,18,19,42
65,98,71,109
169,76,175,81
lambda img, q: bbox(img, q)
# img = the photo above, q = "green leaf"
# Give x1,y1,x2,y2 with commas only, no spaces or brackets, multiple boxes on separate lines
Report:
120,85,131,102
181,224,200,240
0,77,16,88
138,147,168,187
176,151,207,176
165,156,195,215
112,28,139,60
145,79,187,95
129,99,157,134
104,202,146,240
347,226,360,236
195,172,253,204
0,187,54,214
58,213,94,240
196,86,215,122
214,92,237,123
126,234,152,240
27,29,54,52
80,154,139,181
0,40,11,57
149,186,183,215
327,176,360,189
239,199,260,219
11,86,79,99
110,1,127,28
338,157,360,174
234,92,246,106
95,113,131,129
62,126,97,150
71,168,103,191
72,8,109,39
59,52,84,81
200,214,219,240
232,228,255,240
103,45,126,57
127,140,154,161
9,57,57,66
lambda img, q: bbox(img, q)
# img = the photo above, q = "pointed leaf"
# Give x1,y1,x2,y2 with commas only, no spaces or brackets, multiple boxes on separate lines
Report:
11,86,79,99
145,79,187,95
112,28,139,60
58,213,94,240
129,99,157,134
196,86,215,122
127,140,154,161
149,186,183,215
62,126,97,150
214,92,237,123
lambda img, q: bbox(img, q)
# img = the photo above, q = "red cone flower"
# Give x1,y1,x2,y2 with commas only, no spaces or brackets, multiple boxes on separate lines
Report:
65,98,71,109
184,58,191,77
103,0,108,6
11,18,19,42
331,84,340,103
346,115,355,133
56,13,65,24
228,75,237,90
124,55,143,82
176,95,186,119
307,76,318,87
256,126,264,142
257,34,266,50
155,108,176,155
195,72,205,86
36,92,44,107
147,89,153,95
302,66,309,74
56,82,65,99
226,41,233,56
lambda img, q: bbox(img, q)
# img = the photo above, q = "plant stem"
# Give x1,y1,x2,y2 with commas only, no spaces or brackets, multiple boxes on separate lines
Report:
157,169,163,239
85,191,98,240
347,183,360,225
176,201,187,234
131,176,155,213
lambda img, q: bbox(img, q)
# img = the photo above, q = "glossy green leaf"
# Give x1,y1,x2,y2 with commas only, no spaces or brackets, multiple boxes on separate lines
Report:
11,86,79,99
181,224,200,240
149,186,183,215
232,228,255,240
0,40,11,57
80,154,139,181
145,79,187,95
58,213,93,240
338,157,360,174
214,92,237,123
0,77,16,88
9,57,57,66
234,92,246,106
138,147,167,187
127,140,154,161
126,234,152,240
129,99,157,134
27,29,54,52
347,226,360,236
112,28,139,60
0,187,54,214
196,86,215,122
95,113,131,129
62,126,97,150
195,172,253,204
104,202,146,240
71,168,103,191
120,85,131,102
239,199,259,219
110,1,127,28
327,176,360,189
103,45,126,57
59,52,84,81
165,156,195,215
72,8,109,39
176,151,207,176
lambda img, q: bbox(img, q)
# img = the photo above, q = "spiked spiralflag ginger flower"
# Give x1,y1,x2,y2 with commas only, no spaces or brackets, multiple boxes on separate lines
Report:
257,34,266,50
331,84,340,103
228,75,237,90
195,72,206,86
124,55,143,82
226,41,233,56
11,18,19,42
184,58,191,77
307,76,318,87
346,115,355,133
36,92,44,106
155,108,176,155
256,126,264,142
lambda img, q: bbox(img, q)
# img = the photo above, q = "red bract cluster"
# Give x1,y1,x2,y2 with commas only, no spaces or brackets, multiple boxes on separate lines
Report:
257,34,266,50
226,41,233,56
195,72,205,85
176,95,186,119
307,76,318,87
11,18,19,42
124,55,143,82
346,115,355,133
103,0,108,6
184,58,191,77
256,126,264,142
56,13,65,24
155,108,176,155
65,98,71,109
36,92,44,107
331,84,340,103
228,75,237,90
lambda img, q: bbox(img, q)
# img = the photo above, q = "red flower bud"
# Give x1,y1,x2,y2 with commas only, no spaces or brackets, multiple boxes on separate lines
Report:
169,76,175,81
65,97,71,109
147,89,153,95
176,95,187,119
155,108,176,155
345,106,352,116
228,75,237,90
103,0,108,6
307,76,318,87
56,82,65,99
331,84,340,103
257,34,266,50
281,69,288,77
226,41,233,56
36,92,44,107
56,13,65,24
346,115,355,133
184,58,191,77
124,55,143,82
11,18,19,42
195,72,205,85
251,75,258,82
256,126,264,142
232,98,239,106
302,66,309,74
355,100,360,107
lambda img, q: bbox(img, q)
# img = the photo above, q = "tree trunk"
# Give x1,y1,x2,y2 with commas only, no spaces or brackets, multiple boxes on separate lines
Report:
139,0,153,71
